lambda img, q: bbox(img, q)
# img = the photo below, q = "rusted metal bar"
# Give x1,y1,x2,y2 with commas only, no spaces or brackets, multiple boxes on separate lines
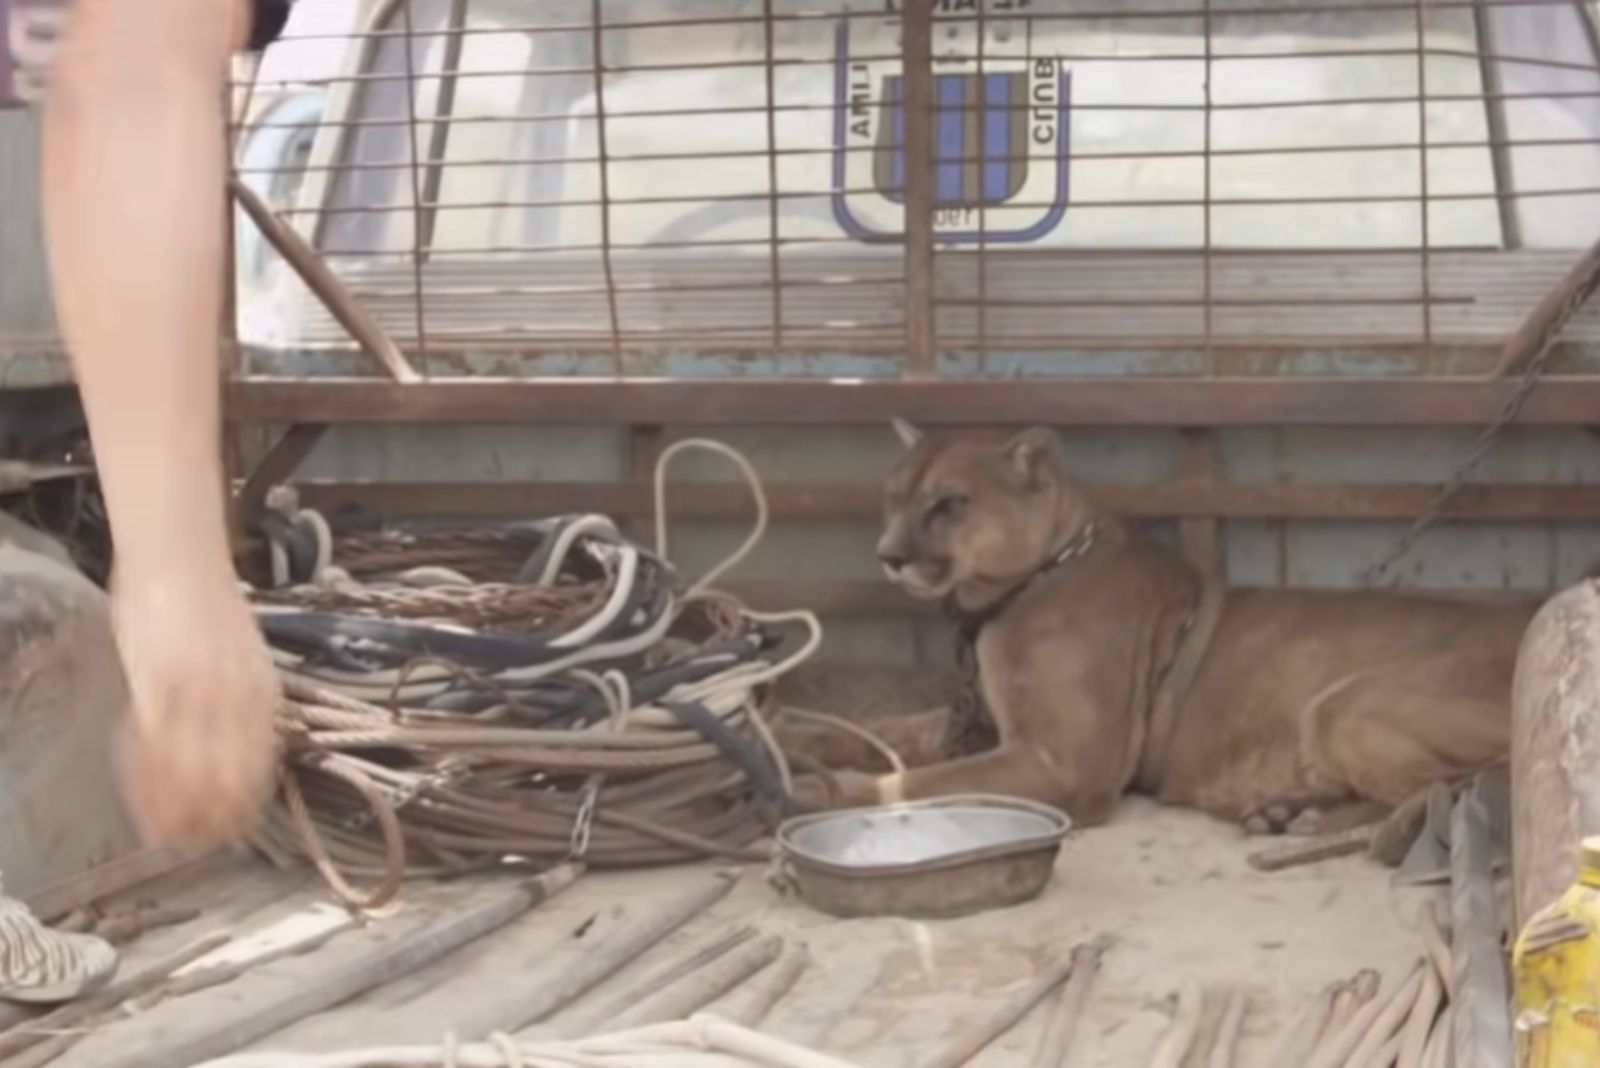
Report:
590,0,625,375
324,275,1461,305
238,76,1600,113
228,132,1600,174
447,870,736,1041
291,477,1600,524
235,84,1600,135
397,0,432,371
59,866,585,1068
597,933,785,1034
169,575,1497,621
974,0,989,375
621,425,665,542
281,182,1600,218
303,0,403,254
225,2,1600,44
1493,233,1600,377
1575,0,1600,71
231,43,1600,86
270,211,1572,258
1247,826,1377,872
1473,1,1523,248
239,329,1480,351
717,944,812,1028
900,0,937,379
1202,0,1215,374
227,376,1600,426
224,0,1600,50
762,0,784,355
1149,983,1206,1068
1028,939,1108,1068
920,948,1081,1068
1416,0,1434,346
543,926,758,1039
228,178,421,383
234,424,331,531
416,0,471,258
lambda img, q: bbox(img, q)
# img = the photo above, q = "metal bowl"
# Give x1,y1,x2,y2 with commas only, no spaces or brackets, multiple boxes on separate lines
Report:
774,794,1072,919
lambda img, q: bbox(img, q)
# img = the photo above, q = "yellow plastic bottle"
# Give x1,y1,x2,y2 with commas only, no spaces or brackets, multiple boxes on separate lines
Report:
1513,835,1600,1068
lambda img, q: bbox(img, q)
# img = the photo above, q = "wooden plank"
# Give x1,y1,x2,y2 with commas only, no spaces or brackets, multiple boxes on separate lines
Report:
1246,826,1376,872
25,848,206,925
227,377,1600,427
53,867,583,1068
293,477,1600,523
1450,775,1514,1068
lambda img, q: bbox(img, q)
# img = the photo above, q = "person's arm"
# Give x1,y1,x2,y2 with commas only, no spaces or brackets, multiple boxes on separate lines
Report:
41,0,280,847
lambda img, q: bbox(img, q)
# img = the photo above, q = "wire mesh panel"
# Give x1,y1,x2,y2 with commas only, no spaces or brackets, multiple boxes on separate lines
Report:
228,0,1600,370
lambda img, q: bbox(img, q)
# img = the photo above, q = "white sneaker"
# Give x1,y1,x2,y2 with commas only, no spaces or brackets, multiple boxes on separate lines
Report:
0,895,118,1004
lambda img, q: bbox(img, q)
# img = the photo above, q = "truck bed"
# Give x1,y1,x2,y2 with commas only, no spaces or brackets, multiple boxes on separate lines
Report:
39,800,1430,1068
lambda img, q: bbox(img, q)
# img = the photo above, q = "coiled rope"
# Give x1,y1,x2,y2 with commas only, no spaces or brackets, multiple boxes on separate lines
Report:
248,440,823,910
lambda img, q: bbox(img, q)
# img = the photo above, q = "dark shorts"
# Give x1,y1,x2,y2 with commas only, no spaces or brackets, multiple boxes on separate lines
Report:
1,0,290,109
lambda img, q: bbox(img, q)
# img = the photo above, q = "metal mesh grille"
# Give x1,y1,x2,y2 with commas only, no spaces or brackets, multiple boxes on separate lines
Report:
227,0,1600,366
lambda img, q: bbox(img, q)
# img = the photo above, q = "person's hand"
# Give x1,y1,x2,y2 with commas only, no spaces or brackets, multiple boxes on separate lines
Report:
110,562,281,847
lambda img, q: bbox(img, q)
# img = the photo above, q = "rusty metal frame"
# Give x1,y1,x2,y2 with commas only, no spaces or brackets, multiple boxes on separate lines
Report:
220,0,1600,512
900,0,937,378
279,470,1600,615
417,0,471,258
1473,0,1523,248
228,375,1600,426
292,476,1600,524
229,178,420,384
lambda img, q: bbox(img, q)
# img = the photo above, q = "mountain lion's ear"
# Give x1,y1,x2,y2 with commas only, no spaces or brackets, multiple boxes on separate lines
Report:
891,418,924,450
1004,427,1061,490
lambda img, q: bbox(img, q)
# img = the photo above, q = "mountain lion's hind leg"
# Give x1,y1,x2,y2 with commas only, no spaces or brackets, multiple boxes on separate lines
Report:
1298,667,1509,811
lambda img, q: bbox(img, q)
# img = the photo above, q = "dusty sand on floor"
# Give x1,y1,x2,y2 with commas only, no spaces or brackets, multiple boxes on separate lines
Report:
744,798,1432,1067
359,799,1425,1066
146,799,1431,1068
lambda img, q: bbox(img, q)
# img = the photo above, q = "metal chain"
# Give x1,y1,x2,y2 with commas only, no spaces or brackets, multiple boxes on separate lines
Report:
1361,298,1580,584
340,760,461,833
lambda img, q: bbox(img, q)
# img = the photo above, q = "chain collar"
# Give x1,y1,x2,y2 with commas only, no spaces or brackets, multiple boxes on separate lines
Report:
945,519,1102,683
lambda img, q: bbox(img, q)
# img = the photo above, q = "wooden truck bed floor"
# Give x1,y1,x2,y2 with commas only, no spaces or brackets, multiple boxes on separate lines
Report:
45,799,1430,1068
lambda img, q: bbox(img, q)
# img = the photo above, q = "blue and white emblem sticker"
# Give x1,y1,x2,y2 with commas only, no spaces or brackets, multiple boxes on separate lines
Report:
830,14,1071,245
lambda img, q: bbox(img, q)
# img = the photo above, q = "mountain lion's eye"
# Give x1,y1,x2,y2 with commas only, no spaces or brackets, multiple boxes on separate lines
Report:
926,495,967,526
